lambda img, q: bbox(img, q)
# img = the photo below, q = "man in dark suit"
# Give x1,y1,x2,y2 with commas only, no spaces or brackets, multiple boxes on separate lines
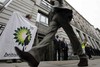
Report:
53,35,60,60
15,0,88,67
61,38,68,60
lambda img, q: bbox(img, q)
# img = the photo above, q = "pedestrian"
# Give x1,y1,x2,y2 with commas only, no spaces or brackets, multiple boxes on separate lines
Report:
85,42,93,59
61,38,68,60
82,39,93,59
53,35,60,60
60,38,65,60
64,44,68,60
81,39,87,54
15,0,88,67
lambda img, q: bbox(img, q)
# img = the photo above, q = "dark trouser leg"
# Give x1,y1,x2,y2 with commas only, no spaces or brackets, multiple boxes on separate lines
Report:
58,49,60,60
57,16,83,55
88,54,92,59
28,20,59,62
87,52,92,59
54,49,57,60
64,51,68,60
63,25,83,55
56,13,88,66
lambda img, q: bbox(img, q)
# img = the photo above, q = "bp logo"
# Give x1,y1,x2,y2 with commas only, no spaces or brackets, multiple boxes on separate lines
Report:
13,27,32,51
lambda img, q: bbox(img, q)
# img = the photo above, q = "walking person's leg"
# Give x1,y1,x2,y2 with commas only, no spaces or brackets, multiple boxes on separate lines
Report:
88,54,92,59
56,13,88,66
63,24,88,66
28,20,59,62
88,50,92,59
54,48,57,60
58,48,60,60
15,20,60,67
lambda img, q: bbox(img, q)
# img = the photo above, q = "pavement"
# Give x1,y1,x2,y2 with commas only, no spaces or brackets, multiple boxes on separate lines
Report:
0,59,100,67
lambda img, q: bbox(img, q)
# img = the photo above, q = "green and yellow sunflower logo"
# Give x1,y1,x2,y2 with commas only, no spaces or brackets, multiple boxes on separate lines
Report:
13,27,32,51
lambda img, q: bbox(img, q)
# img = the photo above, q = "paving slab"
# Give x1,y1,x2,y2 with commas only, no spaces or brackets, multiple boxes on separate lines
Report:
0,59,100,67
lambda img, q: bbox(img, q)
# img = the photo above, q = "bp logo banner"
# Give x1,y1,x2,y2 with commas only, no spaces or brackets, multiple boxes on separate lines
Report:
0,12,37,59
13,27,32,51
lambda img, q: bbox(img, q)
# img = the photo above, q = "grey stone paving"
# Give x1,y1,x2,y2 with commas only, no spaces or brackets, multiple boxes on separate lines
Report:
0,59,100,67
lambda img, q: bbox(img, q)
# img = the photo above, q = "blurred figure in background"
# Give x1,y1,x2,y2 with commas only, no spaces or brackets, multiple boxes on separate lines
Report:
85,42,93,59
53,35,60,61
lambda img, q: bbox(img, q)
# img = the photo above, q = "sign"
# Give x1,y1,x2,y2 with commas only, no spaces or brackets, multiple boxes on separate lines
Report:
0,12,37,59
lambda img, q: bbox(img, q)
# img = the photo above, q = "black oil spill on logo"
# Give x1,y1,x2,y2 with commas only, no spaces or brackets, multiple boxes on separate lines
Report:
13,27,32,51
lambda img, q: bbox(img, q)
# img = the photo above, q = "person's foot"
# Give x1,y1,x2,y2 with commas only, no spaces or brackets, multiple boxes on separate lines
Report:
78,58,88,66
78,54,88,66
15,47,39,67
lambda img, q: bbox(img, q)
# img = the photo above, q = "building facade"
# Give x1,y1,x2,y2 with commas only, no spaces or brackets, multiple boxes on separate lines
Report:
0,0,100,60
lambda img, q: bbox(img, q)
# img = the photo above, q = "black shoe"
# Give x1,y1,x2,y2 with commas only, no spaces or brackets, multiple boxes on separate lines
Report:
78,58,88,66
15,47,39,67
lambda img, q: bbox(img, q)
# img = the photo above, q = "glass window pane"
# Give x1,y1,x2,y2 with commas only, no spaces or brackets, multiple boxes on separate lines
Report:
36,12,48,25
0,0,6,3
46,18,48,24
36,13,40,22
40,15,46,23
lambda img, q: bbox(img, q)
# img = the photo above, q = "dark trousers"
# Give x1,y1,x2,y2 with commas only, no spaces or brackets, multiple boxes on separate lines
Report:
28,10,84,62
54,48,60,61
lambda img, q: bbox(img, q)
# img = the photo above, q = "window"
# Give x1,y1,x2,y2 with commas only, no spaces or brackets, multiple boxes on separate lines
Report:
36,12,48,26
0,0,12,10
0,23,6,36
